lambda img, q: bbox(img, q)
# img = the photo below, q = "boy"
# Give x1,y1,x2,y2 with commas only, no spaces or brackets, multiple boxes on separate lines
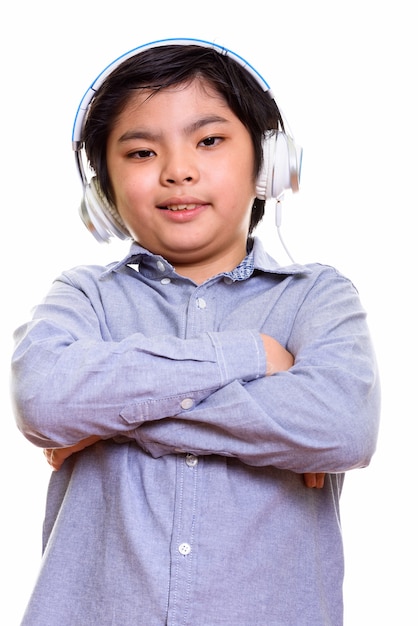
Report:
12,39,380,625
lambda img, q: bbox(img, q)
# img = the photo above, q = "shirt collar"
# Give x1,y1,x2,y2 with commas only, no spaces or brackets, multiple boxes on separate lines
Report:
250,237,311,277
101,237,311,280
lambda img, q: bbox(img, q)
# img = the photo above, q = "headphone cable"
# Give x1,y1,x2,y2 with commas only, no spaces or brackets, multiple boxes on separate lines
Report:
275,200,295,264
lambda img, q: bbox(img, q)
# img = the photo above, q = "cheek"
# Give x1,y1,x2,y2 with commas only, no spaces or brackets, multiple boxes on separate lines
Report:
234,142,257,193
112,175,149,211
211,150,255,193
230,158,257,199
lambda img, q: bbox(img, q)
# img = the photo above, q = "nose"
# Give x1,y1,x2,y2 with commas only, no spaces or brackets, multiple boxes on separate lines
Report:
161,148,199,186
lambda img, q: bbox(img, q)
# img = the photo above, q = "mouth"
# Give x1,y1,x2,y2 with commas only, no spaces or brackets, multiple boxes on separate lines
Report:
158,203,201,212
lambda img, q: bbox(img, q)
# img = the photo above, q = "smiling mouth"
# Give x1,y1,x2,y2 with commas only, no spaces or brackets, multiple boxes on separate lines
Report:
159,204,200,211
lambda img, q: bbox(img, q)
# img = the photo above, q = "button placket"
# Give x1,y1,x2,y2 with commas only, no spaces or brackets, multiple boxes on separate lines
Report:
168,455,199,620
185,284,214,339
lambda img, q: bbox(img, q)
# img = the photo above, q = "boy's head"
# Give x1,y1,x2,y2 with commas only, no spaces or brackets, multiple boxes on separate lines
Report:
74,39,301,242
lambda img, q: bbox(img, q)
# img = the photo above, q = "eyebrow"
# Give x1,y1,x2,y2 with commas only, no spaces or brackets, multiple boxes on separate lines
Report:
117,115,230,144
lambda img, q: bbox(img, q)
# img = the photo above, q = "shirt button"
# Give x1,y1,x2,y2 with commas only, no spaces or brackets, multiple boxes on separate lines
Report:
185,453,198,467
178,542,191,556
224,276,233,284
156,260,165,271
196,297,207,309
180,398,194,410
161,277,171,284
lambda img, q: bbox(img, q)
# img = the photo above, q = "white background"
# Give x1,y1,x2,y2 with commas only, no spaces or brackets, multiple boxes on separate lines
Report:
1,1,416,623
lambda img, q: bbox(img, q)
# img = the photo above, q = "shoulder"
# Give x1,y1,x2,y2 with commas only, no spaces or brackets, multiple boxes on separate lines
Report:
277,263,362,315
305,262,354,281
45,262,139,308
269,261,358,296
55,260,135,287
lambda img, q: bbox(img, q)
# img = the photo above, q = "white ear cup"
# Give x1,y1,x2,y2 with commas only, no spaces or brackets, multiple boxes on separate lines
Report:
256,131,302,201
80,177,130,243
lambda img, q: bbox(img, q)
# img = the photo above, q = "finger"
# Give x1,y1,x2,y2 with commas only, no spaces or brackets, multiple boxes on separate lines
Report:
43,448,60,471
303,473,316,488
303,472,326,489
315,473,326,489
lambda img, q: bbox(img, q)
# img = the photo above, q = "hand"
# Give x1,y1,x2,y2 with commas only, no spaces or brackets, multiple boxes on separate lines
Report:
260,334,294,375
303,472,326,489
44,435,102,471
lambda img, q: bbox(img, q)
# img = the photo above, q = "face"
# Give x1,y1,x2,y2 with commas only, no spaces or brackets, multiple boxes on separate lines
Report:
106,78,256,281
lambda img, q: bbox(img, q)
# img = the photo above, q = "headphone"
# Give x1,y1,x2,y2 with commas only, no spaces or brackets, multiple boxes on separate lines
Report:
72,37,302,243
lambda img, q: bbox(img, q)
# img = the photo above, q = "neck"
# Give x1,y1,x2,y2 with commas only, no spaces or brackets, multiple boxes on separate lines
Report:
173,246,248,285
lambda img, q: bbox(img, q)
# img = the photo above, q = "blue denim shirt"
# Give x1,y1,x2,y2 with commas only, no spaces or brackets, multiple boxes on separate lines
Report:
12,237,380,625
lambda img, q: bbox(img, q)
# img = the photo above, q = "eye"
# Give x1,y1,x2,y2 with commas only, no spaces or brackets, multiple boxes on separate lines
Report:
128,148,155,159
199,136,222,148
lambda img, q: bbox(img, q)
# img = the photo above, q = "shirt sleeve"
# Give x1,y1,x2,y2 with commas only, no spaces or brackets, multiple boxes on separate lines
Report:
11,273,266,448
132,269,381,473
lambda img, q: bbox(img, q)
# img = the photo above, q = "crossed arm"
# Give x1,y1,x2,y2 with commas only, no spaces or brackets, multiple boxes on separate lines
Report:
43,332,326,488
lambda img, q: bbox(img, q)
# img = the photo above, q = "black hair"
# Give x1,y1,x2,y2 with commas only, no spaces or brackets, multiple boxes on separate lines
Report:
83,44,284,233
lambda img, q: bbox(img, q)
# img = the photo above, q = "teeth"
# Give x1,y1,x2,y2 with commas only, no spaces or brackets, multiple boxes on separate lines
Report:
166,204,198,211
